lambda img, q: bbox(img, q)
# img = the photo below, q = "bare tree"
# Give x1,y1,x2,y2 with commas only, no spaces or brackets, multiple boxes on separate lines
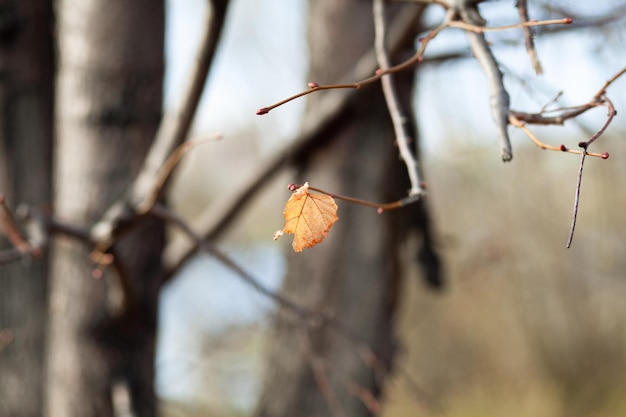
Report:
45,1,165,415
1,0,625,416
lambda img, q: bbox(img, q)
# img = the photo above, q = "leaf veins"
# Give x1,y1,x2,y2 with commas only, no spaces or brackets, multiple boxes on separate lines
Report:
274,182,338,252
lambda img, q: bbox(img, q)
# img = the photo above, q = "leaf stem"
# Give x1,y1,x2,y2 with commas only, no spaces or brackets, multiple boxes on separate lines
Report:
305,185,420,212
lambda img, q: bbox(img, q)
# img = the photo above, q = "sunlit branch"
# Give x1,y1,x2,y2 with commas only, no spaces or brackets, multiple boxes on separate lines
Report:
373,0,424,196
508,114,607,158
447,17,572,32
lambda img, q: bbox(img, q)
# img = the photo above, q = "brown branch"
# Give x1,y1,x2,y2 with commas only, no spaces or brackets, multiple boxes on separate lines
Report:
149,202,315,319
305,184,421,212
257,8,447,116
566,150,586,249
510,60,624,125
90,0,230,249
579,97,616,149
129,0,230,209
447,17,572,33
135,135,220,215
508,114,606,159
304,340,349,417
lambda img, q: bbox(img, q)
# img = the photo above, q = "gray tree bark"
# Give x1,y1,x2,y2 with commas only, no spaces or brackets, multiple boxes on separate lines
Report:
255,1,439,416
0,1,55,416
46,1,165,416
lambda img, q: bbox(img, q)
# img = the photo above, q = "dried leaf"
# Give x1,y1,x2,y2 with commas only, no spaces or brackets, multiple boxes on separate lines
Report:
274,182,338,252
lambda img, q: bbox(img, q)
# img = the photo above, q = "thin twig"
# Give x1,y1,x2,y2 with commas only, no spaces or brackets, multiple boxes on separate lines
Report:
373,0,424,196
508,114,606,158
136,135,220,215
566,149,586,248
593,66,626,101
447,17,571,32
303,334,349,417
306,184,421,212
579,97,616,148
257,11,453,116
130,0,230,209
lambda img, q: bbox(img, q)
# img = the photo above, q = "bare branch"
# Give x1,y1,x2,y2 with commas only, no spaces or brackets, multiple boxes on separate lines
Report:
457,2,513,161
373,0,425,196
508,114,606,158
566,150,586,249
149,203,314,319
90,0,230,249
516,0,543,74
130,0,230,209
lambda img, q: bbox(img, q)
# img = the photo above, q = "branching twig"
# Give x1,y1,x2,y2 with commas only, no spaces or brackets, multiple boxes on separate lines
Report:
565,98,616,248
373,0,424,196
149,202,314,319
163,8,424,278
135,135,221,215
129,0,230,210
90,0,230,249
508,114,607,159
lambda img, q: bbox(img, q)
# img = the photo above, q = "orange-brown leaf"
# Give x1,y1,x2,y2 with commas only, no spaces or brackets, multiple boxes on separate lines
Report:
274,182,338,252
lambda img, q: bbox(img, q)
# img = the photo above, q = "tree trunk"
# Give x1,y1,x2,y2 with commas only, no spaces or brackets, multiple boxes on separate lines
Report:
0,1,55,416
256,2,437,417
46,1,165,416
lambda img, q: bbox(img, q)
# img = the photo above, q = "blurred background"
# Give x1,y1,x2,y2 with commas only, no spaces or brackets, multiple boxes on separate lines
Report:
158,0,626,416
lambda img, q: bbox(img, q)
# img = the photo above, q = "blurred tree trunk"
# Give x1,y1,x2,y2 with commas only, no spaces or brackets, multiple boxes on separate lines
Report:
256,1,438,417
0,1,55,416
46,1,165,416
